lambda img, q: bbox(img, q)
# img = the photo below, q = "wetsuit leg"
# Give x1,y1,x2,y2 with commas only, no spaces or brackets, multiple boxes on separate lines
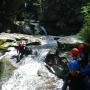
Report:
17,48,22,62
62,79,68,90
84,76,90,90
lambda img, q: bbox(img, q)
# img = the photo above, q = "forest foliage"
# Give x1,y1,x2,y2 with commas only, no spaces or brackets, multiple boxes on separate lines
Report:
79,3,90,43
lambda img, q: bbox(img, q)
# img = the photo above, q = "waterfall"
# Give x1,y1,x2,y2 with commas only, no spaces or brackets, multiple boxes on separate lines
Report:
2,48,63,90
39,26,47,35
31,22,48,35
14,20,48,35
1,37,64,90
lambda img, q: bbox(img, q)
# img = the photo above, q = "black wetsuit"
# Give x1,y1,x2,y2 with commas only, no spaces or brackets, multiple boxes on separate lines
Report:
62,72,87,90
79,49,88,66
17,43,24,62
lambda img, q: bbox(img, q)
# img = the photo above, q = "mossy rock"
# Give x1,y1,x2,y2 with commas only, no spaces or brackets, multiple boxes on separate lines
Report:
0,40,6,45
0,58,16,80
0,61,4,79
0,40,6,48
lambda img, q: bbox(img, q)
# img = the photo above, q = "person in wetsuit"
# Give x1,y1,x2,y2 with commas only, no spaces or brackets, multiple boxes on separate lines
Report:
17,39,24,62
62,60,87,90
78,43,88,66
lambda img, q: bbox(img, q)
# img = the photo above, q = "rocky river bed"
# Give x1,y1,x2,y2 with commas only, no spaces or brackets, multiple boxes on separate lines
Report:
0,33,87,90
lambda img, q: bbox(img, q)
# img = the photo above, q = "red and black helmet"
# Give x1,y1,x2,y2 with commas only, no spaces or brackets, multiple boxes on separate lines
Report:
78,43,85,49
70,48,79,56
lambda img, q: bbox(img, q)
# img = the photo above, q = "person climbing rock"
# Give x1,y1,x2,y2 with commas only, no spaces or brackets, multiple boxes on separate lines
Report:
62,60,87,90
78,43,88,66
17,39,24,62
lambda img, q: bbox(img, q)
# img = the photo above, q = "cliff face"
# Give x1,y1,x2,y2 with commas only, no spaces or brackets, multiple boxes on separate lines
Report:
41,0,87,35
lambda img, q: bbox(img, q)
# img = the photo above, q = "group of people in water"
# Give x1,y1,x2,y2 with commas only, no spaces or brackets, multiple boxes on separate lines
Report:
62,43,90,90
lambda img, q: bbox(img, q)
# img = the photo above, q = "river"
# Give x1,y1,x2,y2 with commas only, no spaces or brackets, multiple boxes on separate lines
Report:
1,37,64,90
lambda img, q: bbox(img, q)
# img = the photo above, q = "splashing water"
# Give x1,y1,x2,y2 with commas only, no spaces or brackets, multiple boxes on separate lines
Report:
2,38,63,90
31,22,48,35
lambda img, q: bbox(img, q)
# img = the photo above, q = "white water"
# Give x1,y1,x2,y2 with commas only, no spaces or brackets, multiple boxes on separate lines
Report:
2,48,63,90
1,37,63,90
40,26,47,35
31,22,48,35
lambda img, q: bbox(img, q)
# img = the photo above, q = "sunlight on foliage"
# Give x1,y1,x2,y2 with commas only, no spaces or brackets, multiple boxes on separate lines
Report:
79,3,90,43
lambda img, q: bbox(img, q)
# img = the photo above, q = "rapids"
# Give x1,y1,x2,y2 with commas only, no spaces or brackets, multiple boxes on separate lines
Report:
1,37,64,90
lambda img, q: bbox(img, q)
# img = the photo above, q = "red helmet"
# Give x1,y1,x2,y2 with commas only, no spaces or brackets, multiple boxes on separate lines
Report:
71,48,79,56
78,43,85,49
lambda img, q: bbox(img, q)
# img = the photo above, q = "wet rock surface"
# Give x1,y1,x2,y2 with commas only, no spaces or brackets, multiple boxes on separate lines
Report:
0,33,88,90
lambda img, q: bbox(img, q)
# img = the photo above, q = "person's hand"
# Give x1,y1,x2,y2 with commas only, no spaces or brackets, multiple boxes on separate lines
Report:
62,59,68,63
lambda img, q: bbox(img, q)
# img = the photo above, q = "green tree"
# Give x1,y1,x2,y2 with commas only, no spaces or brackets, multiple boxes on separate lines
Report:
79,3,90,43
